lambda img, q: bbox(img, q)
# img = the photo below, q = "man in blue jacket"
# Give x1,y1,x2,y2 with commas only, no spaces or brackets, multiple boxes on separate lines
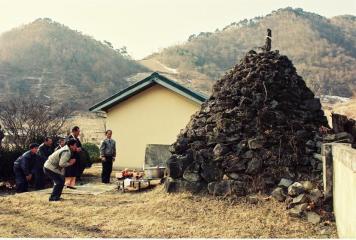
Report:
13,143,40,193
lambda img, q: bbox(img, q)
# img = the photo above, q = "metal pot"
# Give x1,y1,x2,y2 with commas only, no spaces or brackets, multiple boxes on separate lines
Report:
144,167,166,179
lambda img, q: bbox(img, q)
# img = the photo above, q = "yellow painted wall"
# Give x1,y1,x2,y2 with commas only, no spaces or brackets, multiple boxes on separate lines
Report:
106,84,201,169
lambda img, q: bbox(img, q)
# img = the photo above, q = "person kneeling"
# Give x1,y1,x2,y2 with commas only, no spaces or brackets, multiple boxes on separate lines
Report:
13,143,40,193
43,139,77,201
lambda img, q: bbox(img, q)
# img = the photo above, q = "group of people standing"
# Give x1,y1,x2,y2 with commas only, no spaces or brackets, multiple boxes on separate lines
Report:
13,126,116,201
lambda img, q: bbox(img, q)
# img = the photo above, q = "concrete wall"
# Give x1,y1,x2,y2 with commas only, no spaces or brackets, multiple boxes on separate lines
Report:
331,144,356,238
106,84,201,169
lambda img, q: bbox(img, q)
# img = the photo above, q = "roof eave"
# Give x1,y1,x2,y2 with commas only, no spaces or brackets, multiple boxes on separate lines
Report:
89,79,155,112
153,77,206,104
89,72,208,112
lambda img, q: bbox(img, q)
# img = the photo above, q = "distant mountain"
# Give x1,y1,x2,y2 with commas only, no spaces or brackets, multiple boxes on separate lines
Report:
0,18,148,109
146,8,356,97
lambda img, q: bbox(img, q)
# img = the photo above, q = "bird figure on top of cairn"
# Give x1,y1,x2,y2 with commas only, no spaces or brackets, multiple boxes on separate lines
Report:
264,29,272,52
254,29,272,52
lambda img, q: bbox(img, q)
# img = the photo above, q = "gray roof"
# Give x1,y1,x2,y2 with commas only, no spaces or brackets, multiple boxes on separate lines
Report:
89,72,208,112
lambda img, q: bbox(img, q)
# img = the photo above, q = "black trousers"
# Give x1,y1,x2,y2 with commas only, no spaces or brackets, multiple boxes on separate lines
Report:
101,157,113,183
65,152,79,177
13,166,28,193
33,167,45,190
34,169,46,190
44,167,65,201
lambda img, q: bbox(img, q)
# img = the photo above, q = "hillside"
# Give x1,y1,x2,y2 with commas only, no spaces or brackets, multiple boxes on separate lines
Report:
147,8,356,97
0,18,148,109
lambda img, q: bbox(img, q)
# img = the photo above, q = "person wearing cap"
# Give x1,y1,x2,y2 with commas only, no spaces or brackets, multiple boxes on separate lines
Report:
34,137,54,190
13,143,40,193
44,139,78,201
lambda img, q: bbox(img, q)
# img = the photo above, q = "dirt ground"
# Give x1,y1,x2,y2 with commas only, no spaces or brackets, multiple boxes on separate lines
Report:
323,98,356,125
0,164,337,238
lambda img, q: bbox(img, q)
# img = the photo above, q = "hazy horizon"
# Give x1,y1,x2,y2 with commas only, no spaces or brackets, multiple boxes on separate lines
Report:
0,0,355,59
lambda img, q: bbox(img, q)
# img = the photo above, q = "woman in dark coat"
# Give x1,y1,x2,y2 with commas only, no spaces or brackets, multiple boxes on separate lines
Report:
64,126,82,189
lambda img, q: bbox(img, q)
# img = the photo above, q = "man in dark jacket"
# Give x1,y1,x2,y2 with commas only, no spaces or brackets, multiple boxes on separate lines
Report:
34,137,53,189
13,143,40,193
65,126,82,188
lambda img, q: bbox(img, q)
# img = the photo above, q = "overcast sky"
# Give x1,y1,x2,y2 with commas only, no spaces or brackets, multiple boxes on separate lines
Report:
0,0,355,59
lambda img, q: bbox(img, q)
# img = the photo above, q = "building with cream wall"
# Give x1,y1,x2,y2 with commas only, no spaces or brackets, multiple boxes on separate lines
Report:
89,72,207,169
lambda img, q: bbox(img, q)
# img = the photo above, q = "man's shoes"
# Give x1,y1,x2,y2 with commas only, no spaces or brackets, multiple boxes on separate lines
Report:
66,185,77,189
49,197,63,202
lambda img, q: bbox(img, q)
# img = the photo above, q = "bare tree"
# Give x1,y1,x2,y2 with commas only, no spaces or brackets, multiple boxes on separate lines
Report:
0,96,72,150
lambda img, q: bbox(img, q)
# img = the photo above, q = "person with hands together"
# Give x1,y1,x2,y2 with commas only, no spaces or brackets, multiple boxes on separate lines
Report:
44,139,78,201
99,130,116,183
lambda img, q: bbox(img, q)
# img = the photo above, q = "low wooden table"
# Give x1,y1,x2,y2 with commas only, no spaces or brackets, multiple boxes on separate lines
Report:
117,178,155,192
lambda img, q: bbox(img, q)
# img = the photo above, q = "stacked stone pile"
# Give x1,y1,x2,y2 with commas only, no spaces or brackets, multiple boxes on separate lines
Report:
271,178,332,224
165,49,329,195
304,130,354,171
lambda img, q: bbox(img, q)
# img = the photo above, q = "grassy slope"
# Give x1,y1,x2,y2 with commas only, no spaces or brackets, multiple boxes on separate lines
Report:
0,164,336,238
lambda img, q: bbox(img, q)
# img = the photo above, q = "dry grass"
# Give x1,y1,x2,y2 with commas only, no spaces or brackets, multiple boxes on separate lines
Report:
322,99,356,126
0,165,337,238
328,99,356,120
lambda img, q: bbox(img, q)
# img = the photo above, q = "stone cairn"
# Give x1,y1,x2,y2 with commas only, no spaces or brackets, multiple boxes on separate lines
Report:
165,40,330,197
